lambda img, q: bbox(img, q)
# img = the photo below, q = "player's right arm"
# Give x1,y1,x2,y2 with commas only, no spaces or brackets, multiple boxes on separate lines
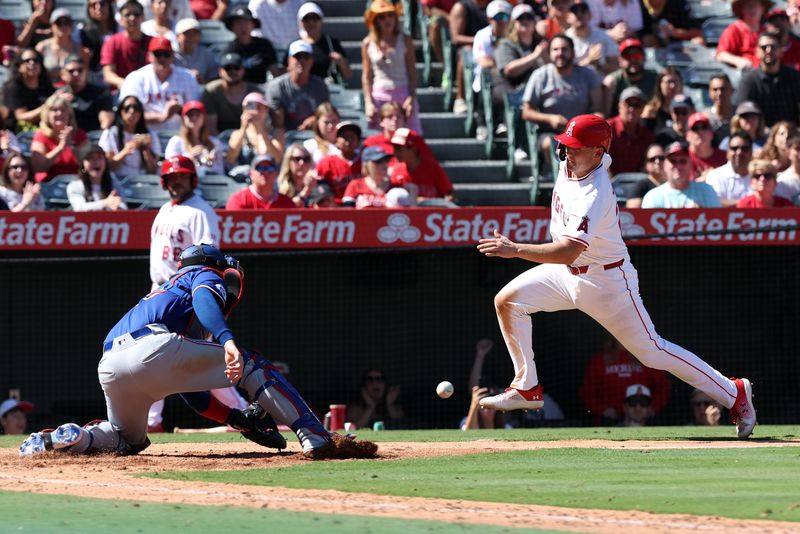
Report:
477,229,584,265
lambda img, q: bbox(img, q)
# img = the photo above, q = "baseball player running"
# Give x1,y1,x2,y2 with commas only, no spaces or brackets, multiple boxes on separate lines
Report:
477,114,757,438
19,244,376,459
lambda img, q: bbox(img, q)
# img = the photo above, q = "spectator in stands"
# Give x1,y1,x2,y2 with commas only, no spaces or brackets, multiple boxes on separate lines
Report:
620,384,653,426
68,144,127,211
0,118,22,168
641,141,722,208
101,0,152,89
716,0,769,70
449,0,491,115
603,38,658,119
226,91,284,167
223,6,279,85
688,388,722,426
121,0,194,25
347,368,406,430
495,3,549,109
579,335,670,426
58,55,115,133
472,0,512,141
165,101,225,176
653,93,693,146
190,0,227,20
2,49,54,133
278,142,319,206
462,339,506,430
119,36,202,134
764,8,800,69
706,73,734,146
225,153,295,209
585,0,643,40
250,0,303,50
640,0,702,47
142,0,178,44
0,398,34,435
316,121,363,199
35,9,91,84
421,0,458,65
79,0,120,83
173,18,219,84
777,134,800,201
308,181,337,208
100,95,160,178
390,127,456,201
297,2,352,83
536,0,571,40
759,121,796,171
267,40,330,131
362,0,422,134
607,86,654,176
201,53,259,134
736,32,800,127
522,34,602,158
0,18,16,68
719,101,768,151
565,1,618,75
641,67,683,131
304,102,341,163
736,159,794,206
343,145,407,208
363,101,406,157
704,132,754,206
31,93,89,183
18,0,54,49
625,143,667,208
0,153,44,211
686,113,726,178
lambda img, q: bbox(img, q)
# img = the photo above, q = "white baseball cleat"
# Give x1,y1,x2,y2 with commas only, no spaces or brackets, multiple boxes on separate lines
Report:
479,386,544,411
730,378,756,439
19,423,83,457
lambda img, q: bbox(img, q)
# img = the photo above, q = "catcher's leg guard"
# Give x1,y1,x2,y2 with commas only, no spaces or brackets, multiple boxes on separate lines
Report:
180,391,234,425
239,352,329,452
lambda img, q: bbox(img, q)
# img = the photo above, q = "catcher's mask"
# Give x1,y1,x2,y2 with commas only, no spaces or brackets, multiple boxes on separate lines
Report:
178,244,244,315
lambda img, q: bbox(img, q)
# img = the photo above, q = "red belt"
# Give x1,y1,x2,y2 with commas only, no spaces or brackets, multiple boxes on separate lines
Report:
567,259,624,275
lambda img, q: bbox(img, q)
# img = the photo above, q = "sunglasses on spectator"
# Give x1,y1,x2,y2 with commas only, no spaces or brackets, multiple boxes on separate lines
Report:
623,52,644,62
669,157,690,165
690,123,710,131
256,164,277,173
8,164,29,171
759,43,778,51
672,108,690,116
492,13,510,22
55,18,73,26
753,172,776,179
153,51,172,59
728,144,752,152
516,14,535,22
623,99,644,109
291,155,311,163
646,155,666,163
366,375,384,382
66,67,84,75
625,398,651,407
740,113,760,120
21,56,39,64
223,64,243,72
294,53,312,61
121,104,142,112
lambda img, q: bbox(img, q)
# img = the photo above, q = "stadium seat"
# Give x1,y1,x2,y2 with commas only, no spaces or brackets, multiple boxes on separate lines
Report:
40,174,78,211
611,172,647,205
87,130,103,144
57,0,89,24
198,20,235,46
702,17,736,47
121,174,169,209
0,0,32,23
198,182,243,208
16,131,36,157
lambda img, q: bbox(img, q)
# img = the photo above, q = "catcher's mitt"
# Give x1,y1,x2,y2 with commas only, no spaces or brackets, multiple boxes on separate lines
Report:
231,402,287,451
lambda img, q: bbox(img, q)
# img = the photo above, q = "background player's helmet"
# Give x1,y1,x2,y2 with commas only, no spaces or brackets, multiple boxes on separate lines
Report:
160,155,198,189
178,244,244,315
554,114,612,153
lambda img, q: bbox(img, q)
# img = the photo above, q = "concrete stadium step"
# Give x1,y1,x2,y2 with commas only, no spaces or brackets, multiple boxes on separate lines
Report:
420,112,466,138
347,62,442,90
314,0,366,17
427,138,485,161
453,183,533,206
342,39,425,63
418,87,445,112
442,160,507,183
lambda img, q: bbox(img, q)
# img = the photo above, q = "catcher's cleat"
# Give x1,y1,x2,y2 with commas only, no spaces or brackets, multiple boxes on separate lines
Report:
19,423,83,458
302,432,378,460
479,385,544,411
730,378,756,439
233,402,288,451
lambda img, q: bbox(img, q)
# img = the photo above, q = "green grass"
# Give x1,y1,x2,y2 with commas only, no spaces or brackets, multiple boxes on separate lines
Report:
0,491,556,534
148,447,800,522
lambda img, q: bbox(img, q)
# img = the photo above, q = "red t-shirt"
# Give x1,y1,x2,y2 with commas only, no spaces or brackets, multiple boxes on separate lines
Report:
225,187,296,210
735,194,794,207
316,154,362,199
33,129,88,182
782,35,800,71
390,150,453,198
342,178,387,208
421,0,457,12
100,32,151,81
716,19,761,68
0,19,15,51
608,116,655,175
363,133,395,156
689,148,727,179
190,0,217,19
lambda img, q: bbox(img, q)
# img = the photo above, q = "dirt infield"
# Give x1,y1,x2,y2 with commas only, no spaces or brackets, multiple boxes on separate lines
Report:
2,439,799,534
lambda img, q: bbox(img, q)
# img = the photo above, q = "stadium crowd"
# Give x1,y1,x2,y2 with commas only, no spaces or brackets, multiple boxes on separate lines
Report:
1,0,800,211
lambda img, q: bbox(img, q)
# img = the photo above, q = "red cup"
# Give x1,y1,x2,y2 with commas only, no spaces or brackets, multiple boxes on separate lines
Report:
329,404,346,431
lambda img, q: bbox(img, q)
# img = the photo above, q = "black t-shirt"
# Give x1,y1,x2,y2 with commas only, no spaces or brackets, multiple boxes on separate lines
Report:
2,80,54,130
628,177,658,200
70,83,114,132
309,33,347,81
225,37,278,84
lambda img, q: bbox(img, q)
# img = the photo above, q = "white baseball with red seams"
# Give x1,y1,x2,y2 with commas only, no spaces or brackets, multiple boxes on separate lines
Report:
489,154,746,417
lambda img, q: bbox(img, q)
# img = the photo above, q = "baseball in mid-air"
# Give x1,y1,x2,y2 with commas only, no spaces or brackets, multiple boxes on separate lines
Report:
436,381,454,399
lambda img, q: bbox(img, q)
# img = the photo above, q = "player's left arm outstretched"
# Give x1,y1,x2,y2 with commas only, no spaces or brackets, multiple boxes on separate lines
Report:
477,229,584,265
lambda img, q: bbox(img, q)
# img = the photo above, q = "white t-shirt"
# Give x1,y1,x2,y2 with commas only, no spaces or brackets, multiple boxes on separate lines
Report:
140,20,178,46
303,137,341,164
164,135,225,176
776,167,800,202
149,192,220,285
66,177,129,211
704,162,751,203
119,64,202,133
471,25,497,93
565,27,617,69
98,126,162,179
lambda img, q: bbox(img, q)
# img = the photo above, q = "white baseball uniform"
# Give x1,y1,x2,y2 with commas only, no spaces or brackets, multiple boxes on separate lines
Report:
119,64,201,133
495,154,740,409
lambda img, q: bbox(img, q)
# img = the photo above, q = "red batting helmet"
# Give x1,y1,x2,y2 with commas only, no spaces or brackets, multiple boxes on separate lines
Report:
554,114,612,153
160,155,198,189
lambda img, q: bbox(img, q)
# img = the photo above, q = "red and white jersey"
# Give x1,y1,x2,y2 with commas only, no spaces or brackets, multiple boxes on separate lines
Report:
550,154,630,267
150,193,220,285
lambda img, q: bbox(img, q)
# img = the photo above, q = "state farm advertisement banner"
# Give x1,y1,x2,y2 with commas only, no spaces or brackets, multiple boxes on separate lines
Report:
0,208,798,251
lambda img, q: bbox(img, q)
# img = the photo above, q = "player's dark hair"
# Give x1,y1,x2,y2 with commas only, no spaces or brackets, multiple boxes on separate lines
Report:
78,151,114,200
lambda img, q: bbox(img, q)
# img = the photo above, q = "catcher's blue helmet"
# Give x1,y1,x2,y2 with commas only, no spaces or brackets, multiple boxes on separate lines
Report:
178,244,244,314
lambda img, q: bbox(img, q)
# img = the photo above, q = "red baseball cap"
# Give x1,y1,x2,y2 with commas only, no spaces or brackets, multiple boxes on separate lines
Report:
148,36,173,53
181,100,206,116
161,155,197,176
766,7,788,19
665,140,689,158
618,38,643,55
687,112,710,130
390,127,423,150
